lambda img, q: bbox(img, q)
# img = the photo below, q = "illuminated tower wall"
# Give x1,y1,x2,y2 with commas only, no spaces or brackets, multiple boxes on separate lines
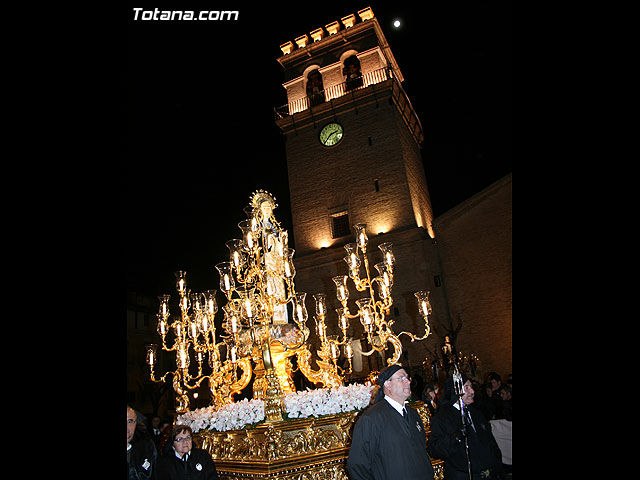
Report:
275,10,444,374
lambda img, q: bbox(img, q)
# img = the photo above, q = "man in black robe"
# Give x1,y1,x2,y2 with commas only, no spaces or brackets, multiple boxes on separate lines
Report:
428,376,505,480
127,406,157,480
347,364,435,480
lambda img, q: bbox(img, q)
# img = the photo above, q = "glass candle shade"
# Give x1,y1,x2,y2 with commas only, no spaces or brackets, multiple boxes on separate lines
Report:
294,292,308,325
238,220,257,251
313,293,327,316
175,270,187,295
215,262,235,294
226,239,245,268
146,344,157,366
283,248,296,278
378,242,395,269
414,290,433,316
353,223,368,249
332,275,349,302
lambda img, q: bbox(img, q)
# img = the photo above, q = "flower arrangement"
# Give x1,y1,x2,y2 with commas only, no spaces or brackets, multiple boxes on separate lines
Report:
177,383,374,433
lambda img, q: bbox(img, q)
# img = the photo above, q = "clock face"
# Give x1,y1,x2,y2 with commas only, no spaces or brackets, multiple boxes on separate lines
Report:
319,122,344,147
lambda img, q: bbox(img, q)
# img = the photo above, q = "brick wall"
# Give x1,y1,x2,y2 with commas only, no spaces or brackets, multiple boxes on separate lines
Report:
432,174,512,379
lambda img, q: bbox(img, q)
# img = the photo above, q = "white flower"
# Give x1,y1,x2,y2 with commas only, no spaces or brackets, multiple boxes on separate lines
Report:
175,384,374,433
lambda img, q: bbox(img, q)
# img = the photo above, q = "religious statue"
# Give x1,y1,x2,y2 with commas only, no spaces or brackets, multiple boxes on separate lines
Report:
441,335,457,375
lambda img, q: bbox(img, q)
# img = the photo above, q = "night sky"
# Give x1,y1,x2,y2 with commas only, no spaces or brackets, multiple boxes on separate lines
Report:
122,1,511,299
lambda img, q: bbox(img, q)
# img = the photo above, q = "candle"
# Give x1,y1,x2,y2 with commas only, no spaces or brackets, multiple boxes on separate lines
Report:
230,346,237,364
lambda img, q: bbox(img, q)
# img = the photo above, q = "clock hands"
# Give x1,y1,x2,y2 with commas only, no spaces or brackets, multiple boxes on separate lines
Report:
320,123,343,146
326,131,341,144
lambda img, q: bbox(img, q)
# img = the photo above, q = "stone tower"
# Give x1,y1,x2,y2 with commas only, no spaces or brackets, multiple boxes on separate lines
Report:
274,8,447,376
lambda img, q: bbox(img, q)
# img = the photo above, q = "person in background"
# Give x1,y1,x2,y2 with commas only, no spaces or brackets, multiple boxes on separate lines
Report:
428,376,504,479
347,364,435,480
487,372,504,419
473,381,496,421
496,384,512,421
155,424,220,480
423,383,439,416
127,405,157,480
150,415,163,449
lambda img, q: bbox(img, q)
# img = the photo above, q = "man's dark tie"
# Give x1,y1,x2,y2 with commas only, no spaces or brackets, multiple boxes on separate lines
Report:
403,407,411,427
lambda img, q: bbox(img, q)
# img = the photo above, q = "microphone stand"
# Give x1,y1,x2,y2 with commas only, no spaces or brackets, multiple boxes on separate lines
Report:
453,365,472,480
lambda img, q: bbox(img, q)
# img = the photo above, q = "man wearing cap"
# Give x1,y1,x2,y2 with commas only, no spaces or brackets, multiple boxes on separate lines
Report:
347,364,435,480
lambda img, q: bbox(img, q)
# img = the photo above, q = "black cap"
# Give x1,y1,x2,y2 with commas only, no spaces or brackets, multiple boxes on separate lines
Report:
374,364,404,403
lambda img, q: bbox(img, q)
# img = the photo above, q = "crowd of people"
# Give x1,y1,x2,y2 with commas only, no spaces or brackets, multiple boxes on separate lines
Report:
128,370,511,480
416,371,512,423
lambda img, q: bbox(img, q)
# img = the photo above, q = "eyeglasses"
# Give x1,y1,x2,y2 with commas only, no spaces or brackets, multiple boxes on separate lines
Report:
174,436,192,443
392,375,411,382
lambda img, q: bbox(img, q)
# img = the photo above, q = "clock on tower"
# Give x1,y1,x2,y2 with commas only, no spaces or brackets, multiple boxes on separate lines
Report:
274,8,444,375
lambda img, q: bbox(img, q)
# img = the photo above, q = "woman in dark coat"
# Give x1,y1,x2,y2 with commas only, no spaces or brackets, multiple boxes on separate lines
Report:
155,425,219,480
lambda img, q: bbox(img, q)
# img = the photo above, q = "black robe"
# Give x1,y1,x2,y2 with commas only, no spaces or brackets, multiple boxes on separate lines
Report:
347,399,435,480
128,431,157,480
155,447,220,480
428,403,504,479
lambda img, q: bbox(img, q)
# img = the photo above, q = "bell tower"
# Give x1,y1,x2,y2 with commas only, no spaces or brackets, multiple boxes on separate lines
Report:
274,8,445,373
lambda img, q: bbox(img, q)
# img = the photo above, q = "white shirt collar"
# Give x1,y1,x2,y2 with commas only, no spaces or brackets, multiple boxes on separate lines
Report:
384,395,407,415
174,449,188,461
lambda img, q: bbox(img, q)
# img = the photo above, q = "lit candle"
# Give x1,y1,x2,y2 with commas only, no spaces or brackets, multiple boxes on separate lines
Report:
157,315,167,336
146,345,155,365
230,346,237,364
345,342,353,358
339,311,349,330
338,285,346,300
314,293,326,316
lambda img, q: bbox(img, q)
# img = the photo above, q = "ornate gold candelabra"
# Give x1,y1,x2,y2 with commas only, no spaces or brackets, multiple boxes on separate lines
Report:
146,191,434,418
147,191,350,418
147,274,252,414
321,222,434,367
